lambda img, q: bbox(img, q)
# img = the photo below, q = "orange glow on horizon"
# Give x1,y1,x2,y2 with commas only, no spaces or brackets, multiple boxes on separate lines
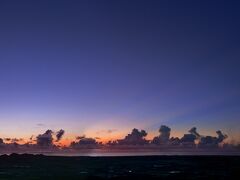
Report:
2,129,239,147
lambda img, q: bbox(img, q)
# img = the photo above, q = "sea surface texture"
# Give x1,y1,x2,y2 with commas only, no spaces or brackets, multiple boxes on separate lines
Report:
0,154,239,179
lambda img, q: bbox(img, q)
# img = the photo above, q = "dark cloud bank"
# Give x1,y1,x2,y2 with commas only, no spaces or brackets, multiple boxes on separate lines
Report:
0,125,239,154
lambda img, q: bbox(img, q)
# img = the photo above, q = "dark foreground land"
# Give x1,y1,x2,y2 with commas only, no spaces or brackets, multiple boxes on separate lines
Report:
0,154,239,179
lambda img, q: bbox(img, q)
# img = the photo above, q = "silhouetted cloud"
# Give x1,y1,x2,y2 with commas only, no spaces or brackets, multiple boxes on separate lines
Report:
188,127,228,148
30,135,34,141
70,136,100,149
11,138,23,143
56,129,65,142
4,138,11,142
36,129,66,147
77,138,98,145
169,137,181,146
3,138,23,143
36,130,54,147
180,134,197,147
76,135,86,140
216,130,228,143
117,128,148,145
96,129,117,135
198,130,228,148
189,127,201,138
0,125,234,154
152,125,171,145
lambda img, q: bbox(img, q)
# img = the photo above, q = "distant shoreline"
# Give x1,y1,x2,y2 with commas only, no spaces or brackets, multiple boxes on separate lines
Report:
0,148,239,157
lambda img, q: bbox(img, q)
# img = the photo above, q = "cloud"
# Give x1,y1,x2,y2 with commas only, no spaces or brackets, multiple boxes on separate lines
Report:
180,134,197,146
11,138,23,143
169,137,181,146
30,135,34,141
152,125,171,145
189,127,201,138
36,129,66,147
77,138,98,145
117,128,148,145
4,138,11,142
36,130,54,147
70,136,99,148
107,129,117,134
76,135,86,140
198,130,228,148
216,130,228,143
188,127,228,148
0,125,233,153
56,129,65,142
3,138,23,143
96,129,117,134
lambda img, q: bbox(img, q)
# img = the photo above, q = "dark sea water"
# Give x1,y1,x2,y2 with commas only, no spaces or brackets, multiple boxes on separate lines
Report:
0,154,239,179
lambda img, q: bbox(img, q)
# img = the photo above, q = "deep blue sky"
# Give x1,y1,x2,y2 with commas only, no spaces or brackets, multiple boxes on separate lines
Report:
0,0,239,141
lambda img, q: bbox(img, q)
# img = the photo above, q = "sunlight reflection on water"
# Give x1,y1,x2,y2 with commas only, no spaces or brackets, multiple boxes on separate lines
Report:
43,149,240,156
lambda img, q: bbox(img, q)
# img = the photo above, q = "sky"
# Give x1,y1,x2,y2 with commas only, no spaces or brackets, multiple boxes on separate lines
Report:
0,0,240,144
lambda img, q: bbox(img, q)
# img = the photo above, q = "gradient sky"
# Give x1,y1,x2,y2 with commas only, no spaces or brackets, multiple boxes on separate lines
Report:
0,0,240,144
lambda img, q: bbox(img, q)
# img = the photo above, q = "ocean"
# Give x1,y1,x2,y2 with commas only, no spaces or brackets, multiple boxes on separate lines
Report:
0,154,239,179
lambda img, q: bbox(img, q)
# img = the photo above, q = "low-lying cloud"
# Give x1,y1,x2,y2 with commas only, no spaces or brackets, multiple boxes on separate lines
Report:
56,129,65,142
117,128,148,145
0,125,238,153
